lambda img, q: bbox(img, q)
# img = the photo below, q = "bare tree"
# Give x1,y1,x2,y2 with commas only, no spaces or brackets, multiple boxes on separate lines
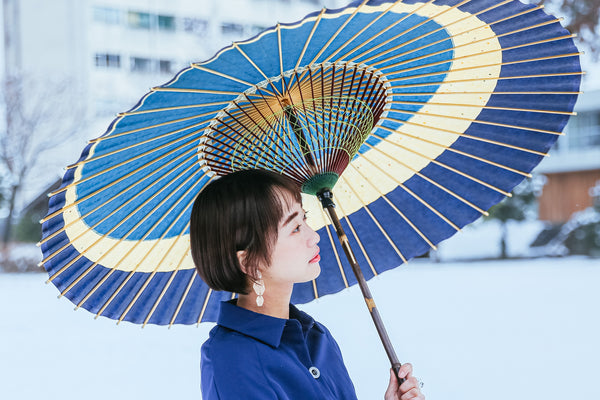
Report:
0,74,86,248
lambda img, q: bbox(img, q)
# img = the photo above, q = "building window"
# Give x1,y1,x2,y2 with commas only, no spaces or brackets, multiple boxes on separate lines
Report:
95,53,121,68
131,57,154,73
159,60,173,74
93,7,121,25
251,24,267,35
183,18,208,35
566,112,600,150
128,11,152,29
221,22,244,36
158,15,176,31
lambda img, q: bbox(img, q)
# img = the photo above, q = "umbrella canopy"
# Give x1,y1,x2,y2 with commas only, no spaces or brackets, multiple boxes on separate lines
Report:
41,0,581,328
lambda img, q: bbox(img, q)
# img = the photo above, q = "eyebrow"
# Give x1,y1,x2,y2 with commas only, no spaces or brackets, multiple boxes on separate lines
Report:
281,211,299,227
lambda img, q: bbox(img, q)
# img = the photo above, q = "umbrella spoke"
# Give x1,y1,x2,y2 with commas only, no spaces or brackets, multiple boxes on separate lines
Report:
319,206,349,289
356,2,544,68
294,8,325,71
389,98,576,116
197,288,213,325
169,272,197,327
339,172,408,264
335,197,378,277
150,87,241,96
381,104,567,135
353,144,488,215
62,125,205,177
305,0,370,67
380,113,547,159
190,64,273,96
373,127,533,178
232,43,283,97
92,178,205,319
45,167,209,287
115,100,229,119
88,108,224,145
43,134,203,224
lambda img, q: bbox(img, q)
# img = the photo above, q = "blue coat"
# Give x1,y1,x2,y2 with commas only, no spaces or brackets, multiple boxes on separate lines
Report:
201,300,358,399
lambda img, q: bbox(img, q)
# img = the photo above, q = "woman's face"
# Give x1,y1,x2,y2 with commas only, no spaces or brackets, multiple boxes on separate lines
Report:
261,193,321,287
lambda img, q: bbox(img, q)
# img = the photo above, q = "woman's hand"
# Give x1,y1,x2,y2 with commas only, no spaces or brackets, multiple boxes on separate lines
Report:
384,363,425,400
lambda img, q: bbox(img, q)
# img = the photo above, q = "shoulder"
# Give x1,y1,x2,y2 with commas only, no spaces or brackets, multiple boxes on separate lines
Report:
201,326,276,399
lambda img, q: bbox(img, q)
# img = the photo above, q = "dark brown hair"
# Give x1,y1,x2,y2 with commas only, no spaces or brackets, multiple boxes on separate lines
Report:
189,169,301,294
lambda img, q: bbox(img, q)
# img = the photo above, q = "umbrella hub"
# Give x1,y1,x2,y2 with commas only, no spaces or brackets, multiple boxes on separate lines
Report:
201,62,390,194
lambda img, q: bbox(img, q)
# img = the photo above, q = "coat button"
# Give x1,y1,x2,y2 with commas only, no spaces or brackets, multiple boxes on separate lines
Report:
309,366,320,379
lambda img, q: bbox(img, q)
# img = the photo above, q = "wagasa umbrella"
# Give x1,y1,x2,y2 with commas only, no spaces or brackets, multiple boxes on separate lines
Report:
40,0,582,375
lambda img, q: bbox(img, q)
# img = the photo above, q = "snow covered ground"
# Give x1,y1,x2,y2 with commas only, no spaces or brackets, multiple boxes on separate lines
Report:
1,256,599,400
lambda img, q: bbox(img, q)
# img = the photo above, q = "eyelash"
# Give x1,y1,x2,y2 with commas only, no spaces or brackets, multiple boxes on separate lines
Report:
292,213,308,233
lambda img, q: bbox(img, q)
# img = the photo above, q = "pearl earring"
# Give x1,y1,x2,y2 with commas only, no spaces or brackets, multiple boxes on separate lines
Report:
253,271,265,307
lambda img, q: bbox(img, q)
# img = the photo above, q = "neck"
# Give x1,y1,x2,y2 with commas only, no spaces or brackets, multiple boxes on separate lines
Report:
237,282,293,319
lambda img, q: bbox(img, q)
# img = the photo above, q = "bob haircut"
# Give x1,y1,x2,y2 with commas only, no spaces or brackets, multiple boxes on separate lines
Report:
190,169,302,294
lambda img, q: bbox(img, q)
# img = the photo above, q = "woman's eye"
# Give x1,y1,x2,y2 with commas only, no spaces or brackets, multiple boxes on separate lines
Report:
293,224,301,233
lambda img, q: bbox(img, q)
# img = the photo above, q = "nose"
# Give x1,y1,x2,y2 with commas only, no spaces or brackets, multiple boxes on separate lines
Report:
308,226,320,246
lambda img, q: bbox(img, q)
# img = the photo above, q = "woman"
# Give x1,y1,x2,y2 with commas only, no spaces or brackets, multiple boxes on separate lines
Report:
190,169,425,399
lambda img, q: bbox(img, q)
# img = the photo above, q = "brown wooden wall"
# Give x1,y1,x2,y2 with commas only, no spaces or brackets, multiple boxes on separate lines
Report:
538,169,600,222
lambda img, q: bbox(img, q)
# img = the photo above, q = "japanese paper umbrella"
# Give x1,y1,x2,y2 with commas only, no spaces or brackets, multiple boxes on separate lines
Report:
40,0,581,374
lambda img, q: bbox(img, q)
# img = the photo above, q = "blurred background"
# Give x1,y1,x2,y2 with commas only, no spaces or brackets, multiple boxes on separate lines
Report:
1,0,598,399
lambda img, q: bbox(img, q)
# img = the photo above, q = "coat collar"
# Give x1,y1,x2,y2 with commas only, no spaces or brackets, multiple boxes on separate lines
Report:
216,300,324,348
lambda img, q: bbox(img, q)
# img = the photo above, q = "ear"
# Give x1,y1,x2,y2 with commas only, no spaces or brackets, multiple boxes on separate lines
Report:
237,250,248,275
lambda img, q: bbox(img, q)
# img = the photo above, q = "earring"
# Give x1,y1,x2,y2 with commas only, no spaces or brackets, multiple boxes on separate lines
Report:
253,271,265,307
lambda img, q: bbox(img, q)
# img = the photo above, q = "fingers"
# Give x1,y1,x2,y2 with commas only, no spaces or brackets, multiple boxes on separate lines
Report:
400,387,425,400
384,368,399,399
397,363,413,381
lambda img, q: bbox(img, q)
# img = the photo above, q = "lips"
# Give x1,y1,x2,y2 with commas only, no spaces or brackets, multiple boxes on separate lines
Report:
309,249,321,263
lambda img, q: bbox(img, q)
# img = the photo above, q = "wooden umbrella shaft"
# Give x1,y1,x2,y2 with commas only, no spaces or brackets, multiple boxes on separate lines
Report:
317,189,403,381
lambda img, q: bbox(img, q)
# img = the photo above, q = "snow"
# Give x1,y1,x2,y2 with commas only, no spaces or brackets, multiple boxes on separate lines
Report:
1,257,599,400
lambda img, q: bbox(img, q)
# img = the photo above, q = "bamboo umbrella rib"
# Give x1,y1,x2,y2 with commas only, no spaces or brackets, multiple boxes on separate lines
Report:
335,0,439,65
381,105,566,136
355,4,547,67
335,197,378,277
42,147,200,235
362,139,511,197
118,190,199,324
388,99,576,116
232,43,283,97
115,100,229,118
321,0,403,64
381,193,437,250
43,134,203,223
342,167,460,232
319,207,350,288
340,171,408,263
376,124,527,182
381,113,548,160
190,63,270,96
197,288,213,325
150,87,241,96
45,166,209,285
311,279,319,300
342,0,482,66
66,121,207,171
373,127,533,178
169,272,197,327
294,8,326,70
362,2,541,68
120,227,190,325
377,50,581,87
93,176,208,319
89,109,221,144
386,60,581,97
355,143,488,215
305,0,369,68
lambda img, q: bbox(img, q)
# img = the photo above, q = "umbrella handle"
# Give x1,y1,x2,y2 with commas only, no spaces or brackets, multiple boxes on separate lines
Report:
317,190,405,384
